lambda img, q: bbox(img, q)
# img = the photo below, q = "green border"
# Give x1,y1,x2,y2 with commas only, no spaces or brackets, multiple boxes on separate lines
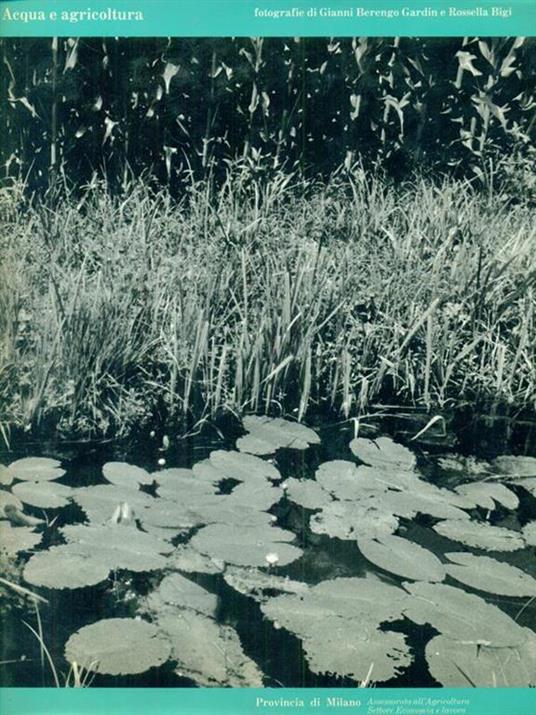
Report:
1,1,535,714
0,0,535,36
1,688,535,715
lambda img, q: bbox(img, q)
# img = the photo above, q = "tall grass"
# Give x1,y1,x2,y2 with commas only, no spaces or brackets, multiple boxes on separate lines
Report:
0,164,535,437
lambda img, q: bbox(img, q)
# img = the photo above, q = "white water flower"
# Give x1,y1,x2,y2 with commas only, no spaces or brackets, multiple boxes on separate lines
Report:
265,552,279,567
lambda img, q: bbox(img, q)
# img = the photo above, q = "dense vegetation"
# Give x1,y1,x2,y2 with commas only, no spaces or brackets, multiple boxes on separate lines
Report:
1,167,534,438
0,36,535,439
1,37,535,188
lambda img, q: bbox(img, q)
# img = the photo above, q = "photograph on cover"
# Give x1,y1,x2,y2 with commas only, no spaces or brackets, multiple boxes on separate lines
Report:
0,35,535,689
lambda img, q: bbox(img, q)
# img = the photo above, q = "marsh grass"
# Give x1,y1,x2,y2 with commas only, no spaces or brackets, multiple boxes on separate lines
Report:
0,164,535,437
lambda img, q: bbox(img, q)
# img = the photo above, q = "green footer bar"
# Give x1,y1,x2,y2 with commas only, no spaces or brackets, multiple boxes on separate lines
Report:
1,688,535,715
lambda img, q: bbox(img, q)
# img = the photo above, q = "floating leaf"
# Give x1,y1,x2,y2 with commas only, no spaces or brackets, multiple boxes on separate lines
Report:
61,523,173,572
402,581,527,646
522,522,536,547
12,481,72,509
357,534,446,582
507,477,536,498
189,500,276,528
0,522,41,557
315,460,386,500
73,485,155,523
350,437,416,470
455,482,519,511
24,545,110,589
433,520,525,552
224,566,308,602
261,576,412,682
146,573,218,618
65,618,171,675
445,552,536,597
0,490,23,515
311,500,399,540
285,477,331,510
303,620,411,682
379,489,469,521
170,544,224,574
0,465,13,486
437,455,492,479
494,456,536,477
237,416,320,455
158,612,263,686
102,462,153,488
191,523,302,567
208,450,281,482
425,631,536,687
8,457,65,482
155,468,215,501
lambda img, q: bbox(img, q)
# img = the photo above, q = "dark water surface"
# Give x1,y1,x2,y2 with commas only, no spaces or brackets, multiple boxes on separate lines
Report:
1,413,535,688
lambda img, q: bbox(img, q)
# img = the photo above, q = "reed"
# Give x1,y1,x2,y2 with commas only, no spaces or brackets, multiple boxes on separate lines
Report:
0,163,534,437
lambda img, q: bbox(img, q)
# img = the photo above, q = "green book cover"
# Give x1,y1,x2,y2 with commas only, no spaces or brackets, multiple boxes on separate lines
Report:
0,2,535,714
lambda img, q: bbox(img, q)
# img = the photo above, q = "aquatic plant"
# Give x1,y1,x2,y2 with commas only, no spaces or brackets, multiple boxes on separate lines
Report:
3,430,535,688
64,618,171,676
1,168,535,438
425,632,536,687
237,417,320,455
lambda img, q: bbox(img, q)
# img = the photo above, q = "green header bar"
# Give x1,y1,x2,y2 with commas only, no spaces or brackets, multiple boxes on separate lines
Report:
1,688,535,715
0,0,535,36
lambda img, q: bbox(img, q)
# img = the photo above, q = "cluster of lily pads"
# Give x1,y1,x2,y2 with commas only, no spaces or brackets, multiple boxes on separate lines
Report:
1,416,535,687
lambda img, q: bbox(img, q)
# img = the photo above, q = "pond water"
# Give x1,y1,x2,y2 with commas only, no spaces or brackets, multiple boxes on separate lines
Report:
1,414,535,688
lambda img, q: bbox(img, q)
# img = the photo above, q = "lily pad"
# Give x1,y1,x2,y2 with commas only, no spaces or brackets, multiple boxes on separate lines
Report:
285,477,331,510
263,576,409,627
8,457,65,482
425,631,536,687
380,488,470,521
237,416,320,455
209,450,281,482
170,544,224,574
507,477,536,498
0,490,24,516
261,576,412,682
0,522,41,557
433,520,525,552
454,482,519,511
190,500,276,528
350,437,416,471
24,545,110,589
402,581,527,646
224,566,308,602
157,612,263,686
191,523,302,567
61,523,174,572
437,455,492,479
65,618,171,675
357,535,446,582
522,521,536,547
0,465,13,486
102,462,153,488
73,485,155,523
311,499,399,541
146,573,218,618
445,552,536,597
315,460,386,501
494,455,536,477
303,619,412,682
155,469,216,502
12,481,72,509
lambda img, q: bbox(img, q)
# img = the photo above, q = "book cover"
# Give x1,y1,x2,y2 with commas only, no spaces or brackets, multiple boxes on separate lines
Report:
0,2,535,714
